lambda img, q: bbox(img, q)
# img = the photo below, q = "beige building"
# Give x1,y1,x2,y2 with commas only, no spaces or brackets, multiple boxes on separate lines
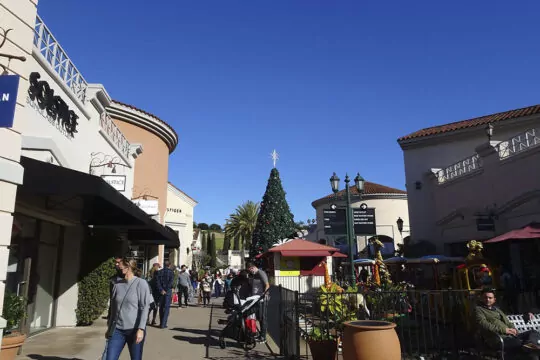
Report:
398,104,540,259
310,181,410,257
0,3,178,341
164,182,198,268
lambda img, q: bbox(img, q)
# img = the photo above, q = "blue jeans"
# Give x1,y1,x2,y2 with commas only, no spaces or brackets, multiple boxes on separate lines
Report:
105,328,144,360
159,290,172,327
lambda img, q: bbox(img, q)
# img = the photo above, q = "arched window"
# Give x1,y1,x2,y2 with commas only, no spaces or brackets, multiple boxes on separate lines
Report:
368,235,395,256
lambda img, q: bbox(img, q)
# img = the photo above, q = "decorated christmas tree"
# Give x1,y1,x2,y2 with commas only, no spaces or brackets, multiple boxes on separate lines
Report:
250,167,296,258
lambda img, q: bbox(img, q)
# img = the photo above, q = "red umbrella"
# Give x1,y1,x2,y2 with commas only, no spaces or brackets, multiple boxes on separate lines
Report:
484,222,540,243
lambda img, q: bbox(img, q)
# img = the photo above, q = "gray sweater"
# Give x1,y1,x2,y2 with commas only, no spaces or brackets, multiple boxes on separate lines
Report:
110,277,151,331
177,271,191,287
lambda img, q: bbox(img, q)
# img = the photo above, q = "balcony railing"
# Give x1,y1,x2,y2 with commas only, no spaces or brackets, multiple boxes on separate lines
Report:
436,153,482,184
496,128,540,160
99,112,131,159
33,16,88,103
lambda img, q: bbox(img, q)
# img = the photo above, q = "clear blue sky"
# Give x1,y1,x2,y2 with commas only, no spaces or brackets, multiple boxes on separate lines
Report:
39,0,540,226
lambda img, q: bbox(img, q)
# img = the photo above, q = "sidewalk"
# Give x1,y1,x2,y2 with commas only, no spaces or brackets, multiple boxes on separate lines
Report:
16,298,280,360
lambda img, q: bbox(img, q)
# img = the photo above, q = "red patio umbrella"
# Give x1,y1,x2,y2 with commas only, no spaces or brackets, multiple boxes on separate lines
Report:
484,222,540,243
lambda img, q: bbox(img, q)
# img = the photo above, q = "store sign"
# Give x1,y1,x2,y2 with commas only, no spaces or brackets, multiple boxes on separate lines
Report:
323,209,346,235
167,208,182,213
101,175,126,192
133,199,159,216
0,75,19,128
27,72,78,137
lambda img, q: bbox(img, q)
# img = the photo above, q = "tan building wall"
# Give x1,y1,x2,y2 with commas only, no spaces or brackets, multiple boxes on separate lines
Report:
113,120,169,222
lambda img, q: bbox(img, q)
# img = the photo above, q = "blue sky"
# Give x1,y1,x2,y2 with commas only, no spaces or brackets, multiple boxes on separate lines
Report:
39,0,540,226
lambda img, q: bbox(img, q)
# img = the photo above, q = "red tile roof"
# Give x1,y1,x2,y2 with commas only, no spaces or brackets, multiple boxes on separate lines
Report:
268,239,339,252
312,181,406,206
398,104,540,142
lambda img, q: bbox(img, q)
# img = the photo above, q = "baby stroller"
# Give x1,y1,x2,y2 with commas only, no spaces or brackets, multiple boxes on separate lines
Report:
218,288,267,350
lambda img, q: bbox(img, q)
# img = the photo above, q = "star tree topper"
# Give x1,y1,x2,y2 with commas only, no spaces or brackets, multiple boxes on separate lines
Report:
270,149,279,168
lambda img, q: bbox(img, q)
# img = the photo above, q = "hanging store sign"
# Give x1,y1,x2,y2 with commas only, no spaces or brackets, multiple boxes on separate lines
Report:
27,72,78,137
133,199,159,216
101,175,126,192
0,75,20,128
353,208,377,235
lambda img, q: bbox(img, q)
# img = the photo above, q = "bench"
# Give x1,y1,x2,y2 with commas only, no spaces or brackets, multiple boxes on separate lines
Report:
479,314,540,360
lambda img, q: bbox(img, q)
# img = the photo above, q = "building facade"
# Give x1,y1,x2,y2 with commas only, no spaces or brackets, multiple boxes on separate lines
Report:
398,104,540,257
0,5,178,339
164,182,197,268
108,101,178,270
310,181,410,257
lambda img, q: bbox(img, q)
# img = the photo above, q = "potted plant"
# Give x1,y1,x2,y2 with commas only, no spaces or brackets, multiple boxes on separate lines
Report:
307,325,338,360
1,291,27,360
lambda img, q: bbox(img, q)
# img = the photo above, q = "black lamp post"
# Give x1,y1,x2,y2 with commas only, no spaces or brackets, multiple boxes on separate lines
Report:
329,172,365,284
485,123,494,141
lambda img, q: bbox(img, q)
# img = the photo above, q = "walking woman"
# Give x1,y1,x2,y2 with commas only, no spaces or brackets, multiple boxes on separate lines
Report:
105,258,152,360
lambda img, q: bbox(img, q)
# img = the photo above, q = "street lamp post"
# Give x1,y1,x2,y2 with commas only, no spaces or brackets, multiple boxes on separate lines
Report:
330,172,365,284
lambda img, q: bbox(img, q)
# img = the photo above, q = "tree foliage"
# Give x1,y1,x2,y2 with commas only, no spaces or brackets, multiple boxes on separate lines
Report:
198,223,209,230
251,168,295,258
209,223,222,232
226,201,259,252
209,232,217,267
201,232,208,252
222,228,231,254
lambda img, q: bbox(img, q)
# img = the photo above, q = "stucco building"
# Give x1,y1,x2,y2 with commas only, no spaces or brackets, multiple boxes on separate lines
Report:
310,181,410,257
398,104,540,261
164,182,198,268
0,4,178,340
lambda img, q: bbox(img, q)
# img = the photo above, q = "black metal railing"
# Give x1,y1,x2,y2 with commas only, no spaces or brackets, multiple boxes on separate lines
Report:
268,285,540,360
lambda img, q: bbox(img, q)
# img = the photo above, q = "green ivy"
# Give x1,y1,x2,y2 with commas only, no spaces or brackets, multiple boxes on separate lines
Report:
76,257,116,326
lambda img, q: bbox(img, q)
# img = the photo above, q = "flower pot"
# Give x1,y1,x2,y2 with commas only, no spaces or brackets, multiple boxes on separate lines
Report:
308,339,338,360
0,332,26,360
342,320,400,360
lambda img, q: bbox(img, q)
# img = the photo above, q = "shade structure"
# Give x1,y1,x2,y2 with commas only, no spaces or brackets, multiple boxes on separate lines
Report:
384,256,408,264
332,252,348,258
353,258,375,265
484,222,540,243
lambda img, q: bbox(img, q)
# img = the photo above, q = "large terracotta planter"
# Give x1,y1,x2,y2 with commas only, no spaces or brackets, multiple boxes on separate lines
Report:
0,332,26,360
308,339,338,360
342,320,400,360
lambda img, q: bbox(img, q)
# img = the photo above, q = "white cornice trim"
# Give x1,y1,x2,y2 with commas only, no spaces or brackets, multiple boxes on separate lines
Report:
107,102,178,153
167,183,198,207
21,135,69,167
312,193,407,208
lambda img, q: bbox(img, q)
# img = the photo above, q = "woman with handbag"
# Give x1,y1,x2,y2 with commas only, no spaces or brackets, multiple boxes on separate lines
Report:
105,258,152,360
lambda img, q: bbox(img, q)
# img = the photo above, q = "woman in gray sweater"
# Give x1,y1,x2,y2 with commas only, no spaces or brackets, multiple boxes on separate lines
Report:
105,258,151,360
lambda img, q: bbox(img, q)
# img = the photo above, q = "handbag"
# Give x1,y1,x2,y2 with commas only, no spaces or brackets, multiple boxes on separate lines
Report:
106,278,138,339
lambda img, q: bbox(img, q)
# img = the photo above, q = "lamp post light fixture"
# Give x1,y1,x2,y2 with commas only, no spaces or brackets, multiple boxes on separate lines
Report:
329,172,365,284
485,123,494,141
396,217,404,234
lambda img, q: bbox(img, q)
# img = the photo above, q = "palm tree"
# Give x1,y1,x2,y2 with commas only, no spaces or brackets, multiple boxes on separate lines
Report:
226,201,260,251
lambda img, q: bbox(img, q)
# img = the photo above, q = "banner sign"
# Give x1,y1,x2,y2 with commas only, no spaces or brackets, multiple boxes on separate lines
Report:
0,75,20,128
101,175,126,192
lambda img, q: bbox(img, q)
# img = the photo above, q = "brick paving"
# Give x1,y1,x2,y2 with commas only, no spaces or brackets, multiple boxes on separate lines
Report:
17,297,279,360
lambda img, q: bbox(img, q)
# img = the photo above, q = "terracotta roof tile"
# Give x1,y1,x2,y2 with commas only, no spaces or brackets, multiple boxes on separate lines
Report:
268,239,339,252
398,104,540,142
313,181,406,205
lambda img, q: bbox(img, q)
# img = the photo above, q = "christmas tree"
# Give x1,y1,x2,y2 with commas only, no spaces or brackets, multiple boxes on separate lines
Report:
250,168,295,258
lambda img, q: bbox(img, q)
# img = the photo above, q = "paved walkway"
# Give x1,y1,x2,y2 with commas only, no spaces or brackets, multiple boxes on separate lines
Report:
17,298,280,360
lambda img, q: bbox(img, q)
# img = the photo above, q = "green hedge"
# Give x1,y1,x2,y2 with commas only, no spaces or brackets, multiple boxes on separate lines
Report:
76,257,115,326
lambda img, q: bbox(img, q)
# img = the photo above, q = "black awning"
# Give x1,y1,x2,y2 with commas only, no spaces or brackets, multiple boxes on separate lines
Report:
19,156,179,247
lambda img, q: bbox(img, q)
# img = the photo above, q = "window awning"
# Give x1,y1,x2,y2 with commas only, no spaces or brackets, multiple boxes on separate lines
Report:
18,156,179,247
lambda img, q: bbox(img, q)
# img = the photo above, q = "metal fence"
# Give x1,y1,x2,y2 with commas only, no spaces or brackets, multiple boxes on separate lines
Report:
268,285,540,360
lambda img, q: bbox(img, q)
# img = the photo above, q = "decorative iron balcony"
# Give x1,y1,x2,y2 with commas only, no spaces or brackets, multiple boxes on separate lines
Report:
437,153,483,184
99,112,131,160
496,128,540,160
34,16,88,103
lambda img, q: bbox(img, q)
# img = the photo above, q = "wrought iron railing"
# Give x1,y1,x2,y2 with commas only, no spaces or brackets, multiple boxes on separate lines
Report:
99,112,131,159
436,153,482,184
496,128,540,160
33,16,88,103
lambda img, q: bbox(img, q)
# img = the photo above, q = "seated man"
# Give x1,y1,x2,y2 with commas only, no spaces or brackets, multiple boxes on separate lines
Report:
475,288,540,359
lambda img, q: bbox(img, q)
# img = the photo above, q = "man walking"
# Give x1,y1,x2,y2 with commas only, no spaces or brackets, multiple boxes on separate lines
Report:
247,262,270,342
177,265,191,308
157,260,174,328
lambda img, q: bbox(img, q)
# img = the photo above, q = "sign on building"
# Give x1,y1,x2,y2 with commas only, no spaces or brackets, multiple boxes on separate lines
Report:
101,175,126,192
0,75,20,128
133,199,159,216
323,209,346,235
353,208,377,235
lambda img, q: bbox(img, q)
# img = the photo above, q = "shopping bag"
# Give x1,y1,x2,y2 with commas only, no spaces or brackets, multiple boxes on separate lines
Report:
172,292,179,304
